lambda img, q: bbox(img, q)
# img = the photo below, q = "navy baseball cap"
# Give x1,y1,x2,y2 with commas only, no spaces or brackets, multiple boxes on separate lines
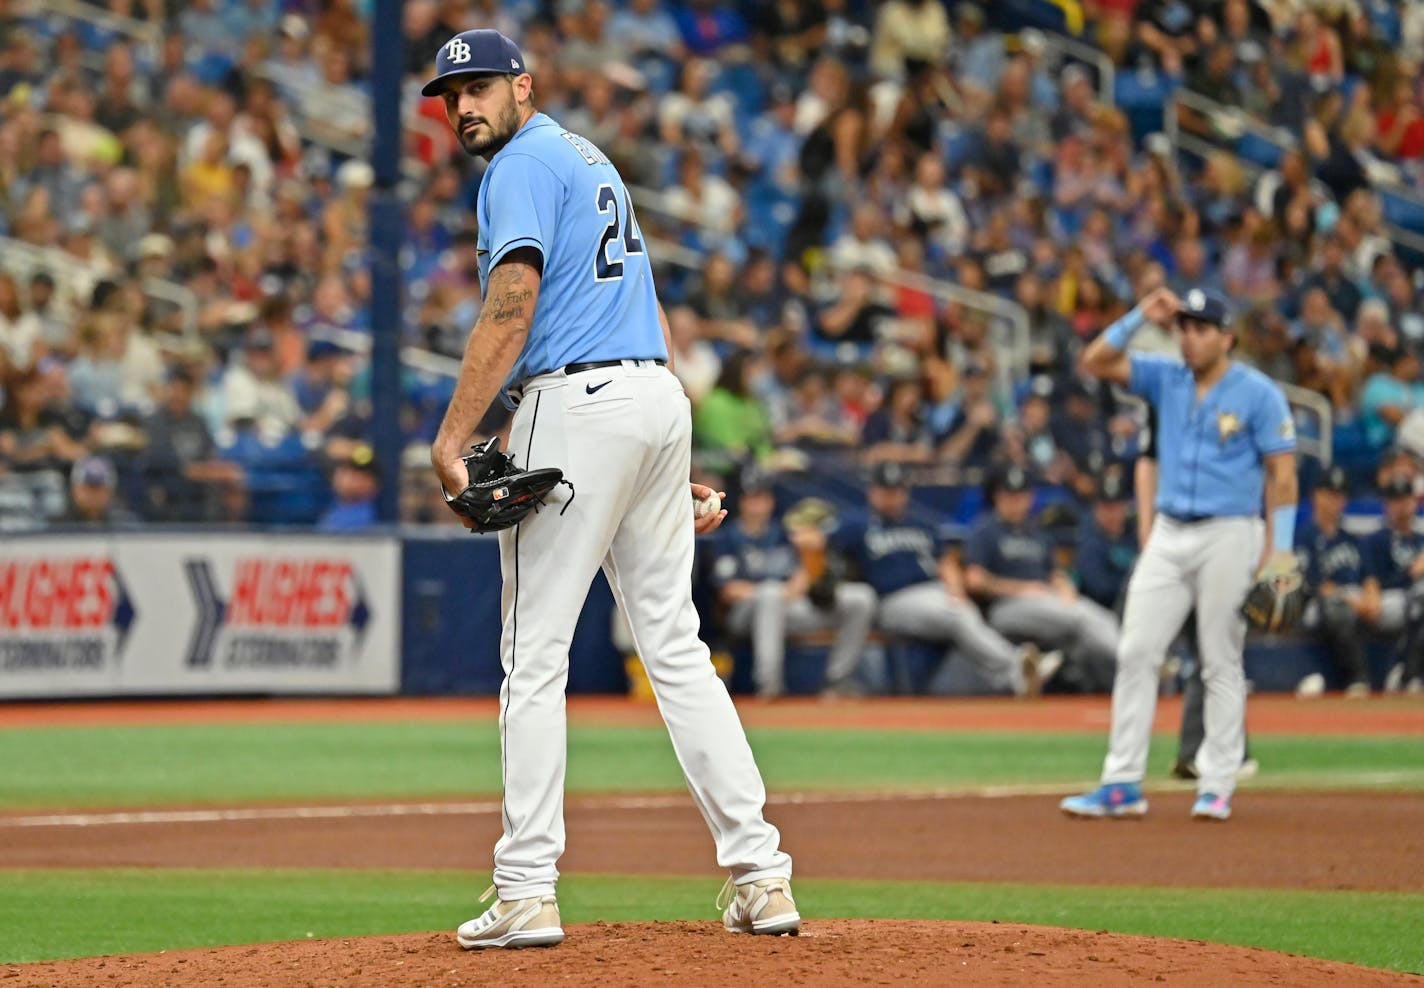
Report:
1095,472,1129,502
871,461,910,488
422,30,527,97
990,465,1032,496
1315,465,1349,495
1179,288,1231,328
740,466,774,494
72,455,116,489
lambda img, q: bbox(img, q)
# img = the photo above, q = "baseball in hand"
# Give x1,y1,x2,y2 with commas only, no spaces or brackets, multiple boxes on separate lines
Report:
696,493,722,518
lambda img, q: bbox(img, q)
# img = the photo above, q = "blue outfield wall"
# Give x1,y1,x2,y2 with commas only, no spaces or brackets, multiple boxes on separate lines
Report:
400,533,626,695
395,534,1394,697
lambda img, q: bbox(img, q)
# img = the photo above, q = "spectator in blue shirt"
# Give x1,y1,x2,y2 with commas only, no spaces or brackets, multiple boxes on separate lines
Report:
318,445,380,533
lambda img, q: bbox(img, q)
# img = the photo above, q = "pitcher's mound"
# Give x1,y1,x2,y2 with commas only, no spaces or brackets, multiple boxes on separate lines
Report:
5,920,1414,987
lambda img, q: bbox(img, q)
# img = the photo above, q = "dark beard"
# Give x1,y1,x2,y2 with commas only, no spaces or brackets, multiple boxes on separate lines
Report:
458,100,520,158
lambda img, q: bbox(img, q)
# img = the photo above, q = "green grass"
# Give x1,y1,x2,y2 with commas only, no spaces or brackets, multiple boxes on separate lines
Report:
1,723,1421,809
1,870,1419,974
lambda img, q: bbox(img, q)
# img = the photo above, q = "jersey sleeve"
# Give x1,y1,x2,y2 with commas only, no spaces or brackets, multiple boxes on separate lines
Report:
1127,353,1174,405
482,155,563,268
1250,380,1297,456
961,519,995,569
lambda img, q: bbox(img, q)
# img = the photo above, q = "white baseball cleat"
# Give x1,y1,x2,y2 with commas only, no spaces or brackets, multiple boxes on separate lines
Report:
456,885,564,949
1295,673,1326,699
719,876,801,935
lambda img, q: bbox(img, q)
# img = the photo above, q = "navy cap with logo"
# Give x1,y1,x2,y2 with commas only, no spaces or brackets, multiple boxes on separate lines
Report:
1179,288,1231,328
421,30,527,97
1095,472,1129,502
740,465,774,495
989,465,1031,496
1315,465,1350,495
871,461,910,488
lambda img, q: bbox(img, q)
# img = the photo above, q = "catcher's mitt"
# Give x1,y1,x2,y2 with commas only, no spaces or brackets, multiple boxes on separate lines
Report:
1240,552,1307,633
442,437,570,533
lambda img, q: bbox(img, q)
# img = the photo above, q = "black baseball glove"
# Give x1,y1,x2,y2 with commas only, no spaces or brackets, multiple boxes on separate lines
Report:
1240,552,1307,633
442,437,569,533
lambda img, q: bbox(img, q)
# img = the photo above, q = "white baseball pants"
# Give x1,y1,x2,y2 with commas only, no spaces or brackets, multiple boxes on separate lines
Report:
492,362,791,899
1102,515,1262,798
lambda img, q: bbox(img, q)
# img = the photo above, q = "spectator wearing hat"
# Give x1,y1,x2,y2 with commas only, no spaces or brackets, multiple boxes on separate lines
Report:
293,338,353,436
1074,471,1139,611
709,470,877,699
318,444,380,532
1292,465,1372,697
952,2,1005,110
57,454,137,528
963,465,1120,692
937,360,1001,470
831,461,1053,696
1362,476,1424,693
140,367,241,522
220,328,301,440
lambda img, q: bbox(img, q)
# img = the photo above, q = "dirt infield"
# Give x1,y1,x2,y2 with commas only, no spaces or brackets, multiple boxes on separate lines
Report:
6,922,1419,988
4,790,1422,892
3,696,1421,985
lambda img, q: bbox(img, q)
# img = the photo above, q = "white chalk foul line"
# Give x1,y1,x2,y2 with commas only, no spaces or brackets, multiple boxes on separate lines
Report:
0,786,1065,829
3,771,1419,829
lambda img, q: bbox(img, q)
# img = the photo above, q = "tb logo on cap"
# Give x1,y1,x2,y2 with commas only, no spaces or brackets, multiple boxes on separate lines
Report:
445,37,471,64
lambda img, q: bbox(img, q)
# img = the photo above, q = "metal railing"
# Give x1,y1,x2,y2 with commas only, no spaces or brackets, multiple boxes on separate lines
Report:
0,236,198,336
1024,28,1115,105
19,0,163,46
1164,88,1424,261
312,326,463,379
1279,381,1333,467
628,184,1033,377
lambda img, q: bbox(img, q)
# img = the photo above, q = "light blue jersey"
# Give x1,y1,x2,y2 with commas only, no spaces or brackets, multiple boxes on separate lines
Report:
476,113,666,390
1129,354,1296,519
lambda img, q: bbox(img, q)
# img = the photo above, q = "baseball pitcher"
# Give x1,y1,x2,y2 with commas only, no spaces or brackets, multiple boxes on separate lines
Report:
423,29,797,949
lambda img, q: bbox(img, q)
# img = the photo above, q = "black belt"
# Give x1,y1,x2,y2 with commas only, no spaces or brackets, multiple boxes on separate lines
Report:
564,358,665,375
1163,511,1217,524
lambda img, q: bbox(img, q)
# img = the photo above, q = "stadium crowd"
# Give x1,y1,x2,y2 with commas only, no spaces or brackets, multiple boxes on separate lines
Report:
0,2,1421,669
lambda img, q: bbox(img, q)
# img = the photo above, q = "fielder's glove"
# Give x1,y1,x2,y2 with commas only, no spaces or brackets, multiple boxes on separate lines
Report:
1240,551,1307,633
442,437,570,533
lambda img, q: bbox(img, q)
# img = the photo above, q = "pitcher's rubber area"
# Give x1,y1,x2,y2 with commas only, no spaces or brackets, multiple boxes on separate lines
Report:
3,922,1418,988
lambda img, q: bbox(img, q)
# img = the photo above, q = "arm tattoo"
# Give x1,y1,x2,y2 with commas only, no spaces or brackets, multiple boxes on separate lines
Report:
486,287,533,324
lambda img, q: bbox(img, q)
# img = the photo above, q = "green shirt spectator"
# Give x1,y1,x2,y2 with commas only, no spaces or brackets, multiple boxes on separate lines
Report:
692,351,773,468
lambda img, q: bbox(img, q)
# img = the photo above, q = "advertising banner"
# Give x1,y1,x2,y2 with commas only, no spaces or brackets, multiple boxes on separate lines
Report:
0,534,400,698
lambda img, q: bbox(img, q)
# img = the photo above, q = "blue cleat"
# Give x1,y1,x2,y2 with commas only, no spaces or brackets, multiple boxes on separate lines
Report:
1191,792,1232,821
1060,782,1148,819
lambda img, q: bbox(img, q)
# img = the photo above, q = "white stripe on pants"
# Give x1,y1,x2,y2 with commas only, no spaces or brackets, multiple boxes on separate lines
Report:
493,363,790,899
1102,515,1262,798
